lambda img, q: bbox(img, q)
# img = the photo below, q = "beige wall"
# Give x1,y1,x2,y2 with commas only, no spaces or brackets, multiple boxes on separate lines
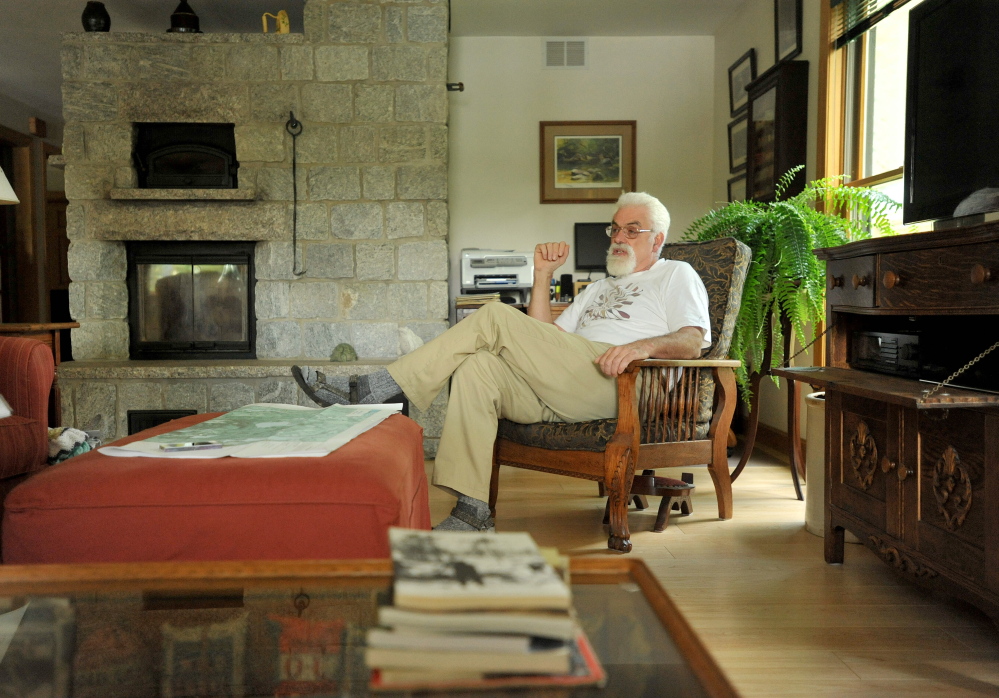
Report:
447,35,716,302
712,0,822,433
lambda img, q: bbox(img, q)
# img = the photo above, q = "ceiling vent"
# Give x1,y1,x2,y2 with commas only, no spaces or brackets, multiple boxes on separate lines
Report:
544,38,587,69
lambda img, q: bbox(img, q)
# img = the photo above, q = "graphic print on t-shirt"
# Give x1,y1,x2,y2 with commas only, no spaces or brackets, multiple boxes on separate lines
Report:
578,283,642,326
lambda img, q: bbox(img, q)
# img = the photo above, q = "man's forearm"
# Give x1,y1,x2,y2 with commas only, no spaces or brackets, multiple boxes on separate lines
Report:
593,326,705,377
526,271,555,323
642,326,705,360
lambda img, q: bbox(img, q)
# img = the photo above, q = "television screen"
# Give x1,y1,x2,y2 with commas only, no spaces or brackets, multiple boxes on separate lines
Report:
574,222,610,272
904,0,999,223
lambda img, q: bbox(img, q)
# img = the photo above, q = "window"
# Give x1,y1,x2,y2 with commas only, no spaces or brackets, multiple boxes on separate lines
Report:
824,0,932,232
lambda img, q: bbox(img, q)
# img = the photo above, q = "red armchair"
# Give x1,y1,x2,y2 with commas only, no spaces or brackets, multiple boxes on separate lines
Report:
0,336,55,547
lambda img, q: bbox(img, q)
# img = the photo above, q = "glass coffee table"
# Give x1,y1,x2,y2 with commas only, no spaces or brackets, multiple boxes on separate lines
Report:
0,557,736,697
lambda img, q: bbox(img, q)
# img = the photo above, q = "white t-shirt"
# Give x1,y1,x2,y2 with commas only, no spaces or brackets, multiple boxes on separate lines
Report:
555,259,711,349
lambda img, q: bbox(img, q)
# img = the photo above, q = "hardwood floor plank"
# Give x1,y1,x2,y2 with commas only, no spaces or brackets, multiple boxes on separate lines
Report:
426,455,999,696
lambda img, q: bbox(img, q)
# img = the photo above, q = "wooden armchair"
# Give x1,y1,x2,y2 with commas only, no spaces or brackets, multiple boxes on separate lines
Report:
489,237,751,552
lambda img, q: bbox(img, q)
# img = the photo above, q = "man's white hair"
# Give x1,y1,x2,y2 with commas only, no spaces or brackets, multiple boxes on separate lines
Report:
615,191,670,256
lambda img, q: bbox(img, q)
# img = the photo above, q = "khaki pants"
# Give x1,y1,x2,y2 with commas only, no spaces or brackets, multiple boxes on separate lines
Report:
388,302,617,502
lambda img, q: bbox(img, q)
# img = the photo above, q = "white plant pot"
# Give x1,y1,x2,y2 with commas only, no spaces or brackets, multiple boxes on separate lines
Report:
804,392,858,542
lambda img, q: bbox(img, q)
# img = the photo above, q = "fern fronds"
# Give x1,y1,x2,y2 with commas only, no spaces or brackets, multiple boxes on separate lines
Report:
682,169,901,405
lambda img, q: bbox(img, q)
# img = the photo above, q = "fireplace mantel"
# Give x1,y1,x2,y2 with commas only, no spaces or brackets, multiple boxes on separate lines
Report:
110,188,257,201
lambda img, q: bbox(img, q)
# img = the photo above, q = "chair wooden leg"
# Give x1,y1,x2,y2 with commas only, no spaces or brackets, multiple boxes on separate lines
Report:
604,441,634,553
488,454,501,519
706,368,737,520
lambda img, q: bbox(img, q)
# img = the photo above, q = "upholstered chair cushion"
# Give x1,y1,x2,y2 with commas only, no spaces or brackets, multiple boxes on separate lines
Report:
497,418,618,452
0,416,47,479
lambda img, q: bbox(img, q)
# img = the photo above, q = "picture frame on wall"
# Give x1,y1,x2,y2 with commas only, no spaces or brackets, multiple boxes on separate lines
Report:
728,174,747,202
728,115,748,173
774,0,803,63
540,121,636,203
728,49,757,117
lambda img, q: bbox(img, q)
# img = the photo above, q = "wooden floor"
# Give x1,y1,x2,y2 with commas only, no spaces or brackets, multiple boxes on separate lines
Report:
427,448,999,697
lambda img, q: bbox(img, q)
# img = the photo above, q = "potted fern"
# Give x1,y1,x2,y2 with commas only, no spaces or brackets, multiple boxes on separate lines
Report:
682,167,900,488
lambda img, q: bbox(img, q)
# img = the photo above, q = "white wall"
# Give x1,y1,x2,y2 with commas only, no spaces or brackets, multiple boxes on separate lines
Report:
712,0,822,435
0,93,63,147
448,35,716,303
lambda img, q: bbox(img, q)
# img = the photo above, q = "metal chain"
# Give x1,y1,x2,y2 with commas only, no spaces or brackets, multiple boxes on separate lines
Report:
920,339,999,402
780,321,836,368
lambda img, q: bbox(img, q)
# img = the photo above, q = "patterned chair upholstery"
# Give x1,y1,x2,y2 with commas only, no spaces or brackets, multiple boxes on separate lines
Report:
490,237,751,552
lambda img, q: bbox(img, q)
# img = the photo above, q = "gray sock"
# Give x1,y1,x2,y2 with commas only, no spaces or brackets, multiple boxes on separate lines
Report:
293,366,403,407
433,495,495,532
292,366,349,407
354,368,404,404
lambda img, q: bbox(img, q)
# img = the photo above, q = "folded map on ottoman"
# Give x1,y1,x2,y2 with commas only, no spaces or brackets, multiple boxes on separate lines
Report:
100,403,399,459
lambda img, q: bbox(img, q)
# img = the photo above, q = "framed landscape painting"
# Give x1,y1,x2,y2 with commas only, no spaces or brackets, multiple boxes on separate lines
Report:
728,174,747,202
775,0,803,62
540,121,636,203
728,49,757,116
728,114,748,173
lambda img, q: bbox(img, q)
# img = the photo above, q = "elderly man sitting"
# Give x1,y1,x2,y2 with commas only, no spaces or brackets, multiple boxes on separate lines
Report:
293,191,710,532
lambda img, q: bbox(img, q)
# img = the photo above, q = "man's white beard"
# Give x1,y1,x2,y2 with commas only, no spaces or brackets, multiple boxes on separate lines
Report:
606,243,637,277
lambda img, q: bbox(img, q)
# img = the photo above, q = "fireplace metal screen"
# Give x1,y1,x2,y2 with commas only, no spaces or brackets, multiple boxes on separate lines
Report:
127,242,255,360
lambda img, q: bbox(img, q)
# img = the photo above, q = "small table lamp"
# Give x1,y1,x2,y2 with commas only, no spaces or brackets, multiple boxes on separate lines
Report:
0,168,18,205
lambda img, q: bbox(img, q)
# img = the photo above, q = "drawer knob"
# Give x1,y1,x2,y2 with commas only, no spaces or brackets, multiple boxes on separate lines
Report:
852,274,870,289
897,465,914,482
971,263,992,284
881,457,896,474
883,271,900,289
829,274,844,289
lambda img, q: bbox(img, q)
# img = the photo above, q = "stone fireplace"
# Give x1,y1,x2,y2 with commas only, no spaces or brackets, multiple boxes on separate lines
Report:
57,0,450,453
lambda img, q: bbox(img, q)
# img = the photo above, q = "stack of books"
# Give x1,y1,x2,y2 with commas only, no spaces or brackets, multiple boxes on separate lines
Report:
454,292,501,308
366,528,606,692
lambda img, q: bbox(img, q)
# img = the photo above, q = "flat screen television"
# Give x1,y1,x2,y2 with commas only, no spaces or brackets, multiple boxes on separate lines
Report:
574,222,610,272
903,0,999,224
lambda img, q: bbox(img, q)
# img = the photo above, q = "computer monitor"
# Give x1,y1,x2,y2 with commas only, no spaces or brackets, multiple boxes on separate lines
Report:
574,222,610,273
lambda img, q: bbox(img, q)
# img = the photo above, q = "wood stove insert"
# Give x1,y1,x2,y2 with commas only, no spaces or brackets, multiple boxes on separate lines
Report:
127,241,255,360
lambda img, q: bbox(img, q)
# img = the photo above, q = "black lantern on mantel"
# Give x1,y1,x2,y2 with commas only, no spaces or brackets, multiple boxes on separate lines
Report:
167,0,201,33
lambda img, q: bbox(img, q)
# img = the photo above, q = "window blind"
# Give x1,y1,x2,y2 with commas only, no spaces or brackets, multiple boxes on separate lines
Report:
830,0,916,48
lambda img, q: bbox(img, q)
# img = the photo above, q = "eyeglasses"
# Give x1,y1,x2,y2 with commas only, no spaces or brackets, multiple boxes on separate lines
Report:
605,225,653,239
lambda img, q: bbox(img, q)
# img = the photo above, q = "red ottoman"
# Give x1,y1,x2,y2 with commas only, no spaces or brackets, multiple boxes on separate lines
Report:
2,412,431,563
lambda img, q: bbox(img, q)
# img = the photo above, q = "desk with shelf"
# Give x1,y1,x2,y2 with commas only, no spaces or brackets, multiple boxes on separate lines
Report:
775,223,999,621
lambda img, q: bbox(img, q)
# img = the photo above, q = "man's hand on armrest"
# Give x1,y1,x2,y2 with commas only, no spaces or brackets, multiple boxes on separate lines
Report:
594,326,705,377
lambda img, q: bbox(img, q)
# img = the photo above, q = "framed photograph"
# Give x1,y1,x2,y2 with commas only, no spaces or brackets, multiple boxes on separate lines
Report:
728,49,757,117
540,121,636,203
728,174,747,202
728,115,748,173
775,0,803,63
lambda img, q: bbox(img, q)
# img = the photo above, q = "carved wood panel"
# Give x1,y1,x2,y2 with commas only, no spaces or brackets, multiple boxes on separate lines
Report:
849,420,879,491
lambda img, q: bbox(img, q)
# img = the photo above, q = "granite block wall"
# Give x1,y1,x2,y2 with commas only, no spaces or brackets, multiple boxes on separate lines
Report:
58,0,450,455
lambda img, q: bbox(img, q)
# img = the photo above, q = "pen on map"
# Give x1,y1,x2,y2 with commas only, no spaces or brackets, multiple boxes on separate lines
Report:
159,441,223,451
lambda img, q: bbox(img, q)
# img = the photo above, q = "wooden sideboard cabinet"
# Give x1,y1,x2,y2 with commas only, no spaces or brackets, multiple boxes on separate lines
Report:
775,223,999,619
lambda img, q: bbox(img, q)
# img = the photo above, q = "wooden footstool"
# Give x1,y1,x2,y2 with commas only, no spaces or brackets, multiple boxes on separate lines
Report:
603,470,695,532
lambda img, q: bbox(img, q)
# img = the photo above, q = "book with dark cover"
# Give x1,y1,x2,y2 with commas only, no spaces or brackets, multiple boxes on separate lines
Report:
368,629,606,692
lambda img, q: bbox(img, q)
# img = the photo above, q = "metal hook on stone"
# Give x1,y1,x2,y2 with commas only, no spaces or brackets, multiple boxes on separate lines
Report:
286,111,306,277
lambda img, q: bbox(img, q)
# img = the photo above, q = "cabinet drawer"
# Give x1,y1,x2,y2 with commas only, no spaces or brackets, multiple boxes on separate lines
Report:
826,256,875,308
879,243,999,310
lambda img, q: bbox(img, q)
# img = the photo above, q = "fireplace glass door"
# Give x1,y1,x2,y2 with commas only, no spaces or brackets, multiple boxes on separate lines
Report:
127,242,255,360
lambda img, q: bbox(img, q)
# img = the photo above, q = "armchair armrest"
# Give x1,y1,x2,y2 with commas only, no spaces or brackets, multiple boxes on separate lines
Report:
631,358,741,369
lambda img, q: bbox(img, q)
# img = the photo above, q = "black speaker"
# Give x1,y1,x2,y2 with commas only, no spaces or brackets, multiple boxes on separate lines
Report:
560,273,574,300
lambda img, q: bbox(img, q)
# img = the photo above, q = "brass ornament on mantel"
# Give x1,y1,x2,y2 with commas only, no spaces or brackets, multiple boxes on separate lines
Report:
932,446,973,530
849,421,878,490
